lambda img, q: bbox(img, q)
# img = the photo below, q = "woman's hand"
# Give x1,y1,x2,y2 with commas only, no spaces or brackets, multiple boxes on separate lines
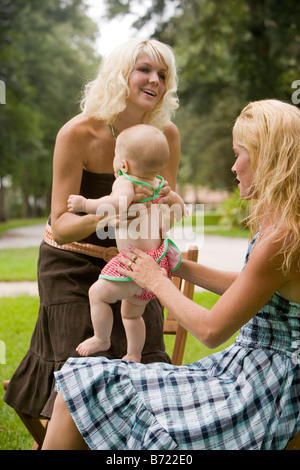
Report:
133,185,153,204
157,181,173,205
117,246,167,291
133,180,172,205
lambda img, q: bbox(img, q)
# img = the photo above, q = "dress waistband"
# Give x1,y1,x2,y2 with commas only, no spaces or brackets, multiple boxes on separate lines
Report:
44,223,118,262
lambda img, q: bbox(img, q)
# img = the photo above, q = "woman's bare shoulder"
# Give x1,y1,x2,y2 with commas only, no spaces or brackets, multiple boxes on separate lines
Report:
56,114,106,145
163,121,180,141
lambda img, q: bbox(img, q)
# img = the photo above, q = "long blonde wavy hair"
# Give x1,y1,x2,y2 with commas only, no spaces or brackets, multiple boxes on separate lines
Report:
80,38,179,130
233,99,300,273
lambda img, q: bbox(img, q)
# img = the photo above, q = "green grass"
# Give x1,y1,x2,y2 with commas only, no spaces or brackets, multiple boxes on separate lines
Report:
174,211,250,238
205,228,250,238
0,248,39,281
0,296,40,450
0,218,42,281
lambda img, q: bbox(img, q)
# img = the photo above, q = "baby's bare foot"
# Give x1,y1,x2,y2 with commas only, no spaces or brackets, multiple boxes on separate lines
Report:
122,353,142,363
76,336,110,357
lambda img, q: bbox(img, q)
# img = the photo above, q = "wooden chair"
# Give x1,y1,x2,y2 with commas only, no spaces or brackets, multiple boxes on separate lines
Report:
285,430,300,450
163,245,198,365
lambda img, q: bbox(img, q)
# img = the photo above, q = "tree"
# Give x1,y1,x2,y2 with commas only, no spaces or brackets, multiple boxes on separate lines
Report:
0,0,99,220
104,0,300,191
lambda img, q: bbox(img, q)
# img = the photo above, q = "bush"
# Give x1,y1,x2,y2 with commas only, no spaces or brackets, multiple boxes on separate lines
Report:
219,189,249,230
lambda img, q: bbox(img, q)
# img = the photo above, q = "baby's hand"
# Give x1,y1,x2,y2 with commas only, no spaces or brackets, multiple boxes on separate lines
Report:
67,195,86,213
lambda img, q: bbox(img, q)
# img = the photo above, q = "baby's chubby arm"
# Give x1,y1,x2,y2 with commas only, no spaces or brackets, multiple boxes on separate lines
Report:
67,195,87,213
67,176,135,215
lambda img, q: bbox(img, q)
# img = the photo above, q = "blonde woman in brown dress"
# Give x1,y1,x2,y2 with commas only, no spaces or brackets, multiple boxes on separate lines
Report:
4,38,181,421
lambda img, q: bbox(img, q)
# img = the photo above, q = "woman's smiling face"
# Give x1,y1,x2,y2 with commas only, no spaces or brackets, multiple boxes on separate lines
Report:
127,53,167,112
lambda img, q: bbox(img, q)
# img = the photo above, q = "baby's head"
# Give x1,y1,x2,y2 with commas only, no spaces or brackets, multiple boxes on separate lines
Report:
114,124,170,177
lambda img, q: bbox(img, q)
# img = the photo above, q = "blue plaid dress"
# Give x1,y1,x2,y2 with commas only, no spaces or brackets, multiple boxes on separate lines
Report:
55,235,300,450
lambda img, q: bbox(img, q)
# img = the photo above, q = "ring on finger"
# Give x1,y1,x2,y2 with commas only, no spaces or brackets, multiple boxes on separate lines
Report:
128,261,132,269
132,255,138,263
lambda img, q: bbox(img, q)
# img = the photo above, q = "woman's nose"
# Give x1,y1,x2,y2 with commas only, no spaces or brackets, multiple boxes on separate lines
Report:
149,72,159,84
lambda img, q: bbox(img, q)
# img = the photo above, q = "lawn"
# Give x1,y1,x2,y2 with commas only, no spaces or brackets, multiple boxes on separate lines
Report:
0,296,40,449
0,248,39,281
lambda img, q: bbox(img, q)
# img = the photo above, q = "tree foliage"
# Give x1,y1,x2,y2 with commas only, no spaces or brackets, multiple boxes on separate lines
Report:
105,0,300,191
0,0,99,220
1,0,299,220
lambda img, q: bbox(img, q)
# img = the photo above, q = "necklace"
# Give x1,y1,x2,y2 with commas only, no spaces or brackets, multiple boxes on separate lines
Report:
109,123,117,140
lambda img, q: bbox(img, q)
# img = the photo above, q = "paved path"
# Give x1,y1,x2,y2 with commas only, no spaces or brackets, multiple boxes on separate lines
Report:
0,224,249,297
0,224,45,249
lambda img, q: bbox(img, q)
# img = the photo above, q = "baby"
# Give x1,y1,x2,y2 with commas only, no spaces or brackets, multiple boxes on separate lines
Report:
68,124,184,362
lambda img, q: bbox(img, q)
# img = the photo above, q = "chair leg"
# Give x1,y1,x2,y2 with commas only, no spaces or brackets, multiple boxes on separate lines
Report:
171,325,188,365
285,430,300,450
15,411,48,449
3,380,48,450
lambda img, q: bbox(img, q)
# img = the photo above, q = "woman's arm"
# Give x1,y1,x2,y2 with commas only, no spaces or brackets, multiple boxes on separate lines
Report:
161,122,180,191
118,236,287,349
50,121,101,244
159,122,181,208
175,259,239,295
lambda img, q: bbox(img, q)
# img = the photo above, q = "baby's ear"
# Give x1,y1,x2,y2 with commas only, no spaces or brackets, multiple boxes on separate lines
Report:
121,160,129,173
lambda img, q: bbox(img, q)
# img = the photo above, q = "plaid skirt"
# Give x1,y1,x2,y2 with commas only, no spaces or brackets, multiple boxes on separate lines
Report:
55,289,300,450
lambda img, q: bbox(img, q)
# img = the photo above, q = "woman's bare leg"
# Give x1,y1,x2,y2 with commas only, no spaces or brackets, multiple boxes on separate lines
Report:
42,392,89,450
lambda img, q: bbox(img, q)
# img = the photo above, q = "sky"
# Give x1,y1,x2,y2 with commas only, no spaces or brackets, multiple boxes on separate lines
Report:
85,0,155,56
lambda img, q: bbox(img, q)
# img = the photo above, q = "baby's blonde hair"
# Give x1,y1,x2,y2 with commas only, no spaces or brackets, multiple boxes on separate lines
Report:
80,38,178,130
117,124,170,176
233,99,300,272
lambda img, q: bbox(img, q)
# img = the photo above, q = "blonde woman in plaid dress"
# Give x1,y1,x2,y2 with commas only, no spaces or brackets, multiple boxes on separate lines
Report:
43,100,300,450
